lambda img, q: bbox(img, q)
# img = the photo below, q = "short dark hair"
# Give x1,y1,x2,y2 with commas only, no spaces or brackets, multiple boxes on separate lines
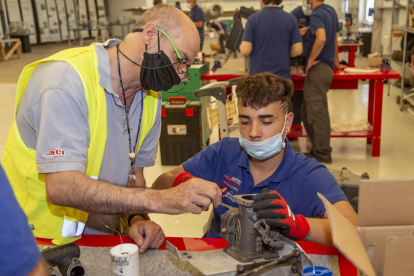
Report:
175,1,180,5
153,0,162,5
262,0,283,6
236,73,293,112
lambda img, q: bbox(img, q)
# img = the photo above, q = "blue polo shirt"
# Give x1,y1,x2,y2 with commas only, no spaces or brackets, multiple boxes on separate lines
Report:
306,4,340,69
211,21,228,32
291,6,310,58
189,5,205,43
0,166,41,275
183,137,348,239
242,6,302,80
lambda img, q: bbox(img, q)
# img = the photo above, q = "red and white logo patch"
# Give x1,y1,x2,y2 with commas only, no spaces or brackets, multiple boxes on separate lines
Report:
220,184,228,194
45,149,65,157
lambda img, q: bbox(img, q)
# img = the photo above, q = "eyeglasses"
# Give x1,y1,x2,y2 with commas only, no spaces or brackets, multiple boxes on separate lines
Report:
158,28,191,84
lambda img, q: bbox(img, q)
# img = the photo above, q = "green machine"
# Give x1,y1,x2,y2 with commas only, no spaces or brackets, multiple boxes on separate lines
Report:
161,61,212,147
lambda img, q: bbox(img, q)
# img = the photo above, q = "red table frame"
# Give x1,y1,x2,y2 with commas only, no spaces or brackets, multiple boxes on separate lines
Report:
338,44,364,67
202,68,400,157
37,235,357,275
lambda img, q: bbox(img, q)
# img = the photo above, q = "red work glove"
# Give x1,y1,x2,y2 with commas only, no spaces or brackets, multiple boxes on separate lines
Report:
172,172,196,187
253,188,311,241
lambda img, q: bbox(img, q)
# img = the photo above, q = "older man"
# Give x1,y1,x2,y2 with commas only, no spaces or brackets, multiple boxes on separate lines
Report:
1,4,221,250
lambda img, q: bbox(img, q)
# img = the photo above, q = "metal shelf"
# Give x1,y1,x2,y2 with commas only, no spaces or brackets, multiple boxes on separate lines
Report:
393,60,414,75
392,25,414,34
402,88,414,106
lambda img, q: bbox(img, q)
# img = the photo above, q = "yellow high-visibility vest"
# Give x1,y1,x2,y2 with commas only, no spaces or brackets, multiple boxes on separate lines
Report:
1,44,159,245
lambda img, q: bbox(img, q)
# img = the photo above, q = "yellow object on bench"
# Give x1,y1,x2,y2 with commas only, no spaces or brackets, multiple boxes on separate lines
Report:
0,39,22,61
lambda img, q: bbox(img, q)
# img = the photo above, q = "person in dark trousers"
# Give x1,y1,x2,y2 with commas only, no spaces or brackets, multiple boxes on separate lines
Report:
289,1,311,125
240,0,303,81
207,21,229,53
302,0,346,163
175,1,182,10
187,0,205,51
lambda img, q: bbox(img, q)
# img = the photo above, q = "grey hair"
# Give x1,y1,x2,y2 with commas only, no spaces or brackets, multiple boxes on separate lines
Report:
130,4,184,40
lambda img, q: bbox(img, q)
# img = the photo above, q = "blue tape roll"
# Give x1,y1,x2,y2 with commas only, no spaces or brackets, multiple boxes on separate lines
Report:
302,265,333,276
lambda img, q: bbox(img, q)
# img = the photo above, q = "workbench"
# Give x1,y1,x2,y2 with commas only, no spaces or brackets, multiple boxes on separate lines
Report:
202,68,400,157
37,235,357,275
338,42,364,67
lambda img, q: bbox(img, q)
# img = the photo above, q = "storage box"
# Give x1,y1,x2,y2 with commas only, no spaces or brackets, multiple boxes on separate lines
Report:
318,178,414,276
160,98,202,165
368,54,382,67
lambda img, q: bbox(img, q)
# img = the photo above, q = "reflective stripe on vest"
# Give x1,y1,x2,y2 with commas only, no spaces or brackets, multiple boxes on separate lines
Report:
1,44,159,245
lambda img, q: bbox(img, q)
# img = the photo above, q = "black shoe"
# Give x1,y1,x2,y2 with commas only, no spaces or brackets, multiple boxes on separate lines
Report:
304,152,332,164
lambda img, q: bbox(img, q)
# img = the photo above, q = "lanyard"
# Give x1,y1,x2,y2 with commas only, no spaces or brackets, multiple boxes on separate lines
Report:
116,44,144,185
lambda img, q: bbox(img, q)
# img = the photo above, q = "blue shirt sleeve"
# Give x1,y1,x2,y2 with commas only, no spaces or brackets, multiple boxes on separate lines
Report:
242,16,254,43
309,13,325,35
299,163,348,218
182,140,224,182
0,166,41,276
290,15,302,45
192,7,205,22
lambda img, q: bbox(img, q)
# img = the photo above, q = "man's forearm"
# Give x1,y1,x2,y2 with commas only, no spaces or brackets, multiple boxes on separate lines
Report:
308,37,325,64
45,171,158,214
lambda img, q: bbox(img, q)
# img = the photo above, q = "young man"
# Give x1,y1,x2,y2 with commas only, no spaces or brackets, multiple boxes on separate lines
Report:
187,0,205,51
153,73,357,247
302,0,346,163
207,21,229,53
240,0,303,80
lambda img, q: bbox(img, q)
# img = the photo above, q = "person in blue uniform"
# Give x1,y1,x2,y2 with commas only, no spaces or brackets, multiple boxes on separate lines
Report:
302,0,346,163
187,0,205,50
0,165,48,276
289,1,312,125
152,73,357,247
207,20,229,53
239,0,303,81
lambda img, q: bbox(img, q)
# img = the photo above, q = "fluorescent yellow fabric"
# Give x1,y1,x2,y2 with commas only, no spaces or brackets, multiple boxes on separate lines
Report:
1,45,158,245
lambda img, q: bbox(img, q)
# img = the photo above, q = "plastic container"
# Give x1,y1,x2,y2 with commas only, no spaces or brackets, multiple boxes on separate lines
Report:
302,266,333,276
160,98,202,165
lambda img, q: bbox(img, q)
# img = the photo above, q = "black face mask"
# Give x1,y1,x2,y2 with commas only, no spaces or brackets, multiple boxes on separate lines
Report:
139,49,181,91
117,28,189,92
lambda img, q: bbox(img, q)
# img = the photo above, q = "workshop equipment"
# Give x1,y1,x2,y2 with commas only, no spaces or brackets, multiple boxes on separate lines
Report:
41,242,86,276
167,194,313,276
161,62,211,147
329,167,369,213
160,97,202,165
194,78,245,139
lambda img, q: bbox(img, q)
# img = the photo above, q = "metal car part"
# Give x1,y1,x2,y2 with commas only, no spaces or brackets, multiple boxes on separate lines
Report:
167,194,313,276
42,242,86,276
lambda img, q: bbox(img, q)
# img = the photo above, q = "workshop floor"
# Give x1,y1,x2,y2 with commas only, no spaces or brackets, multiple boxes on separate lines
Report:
0,38,413,238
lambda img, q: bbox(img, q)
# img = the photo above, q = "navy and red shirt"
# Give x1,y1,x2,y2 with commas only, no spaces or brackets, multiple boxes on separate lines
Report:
183,137,348,238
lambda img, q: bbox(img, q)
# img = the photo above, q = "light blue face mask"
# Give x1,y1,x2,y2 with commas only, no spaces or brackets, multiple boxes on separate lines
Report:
238,115,287,160
302,0,312,16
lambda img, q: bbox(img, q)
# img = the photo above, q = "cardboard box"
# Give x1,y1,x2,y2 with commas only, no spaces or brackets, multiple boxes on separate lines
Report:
368,56,382,67
318,178,414,276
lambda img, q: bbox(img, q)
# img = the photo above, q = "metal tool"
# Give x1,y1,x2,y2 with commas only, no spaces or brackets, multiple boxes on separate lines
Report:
220,202,234,209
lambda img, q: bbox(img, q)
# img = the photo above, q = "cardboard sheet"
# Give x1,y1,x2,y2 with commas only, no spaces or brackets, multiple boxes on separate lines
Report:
358,179,414,227
318,193,376,276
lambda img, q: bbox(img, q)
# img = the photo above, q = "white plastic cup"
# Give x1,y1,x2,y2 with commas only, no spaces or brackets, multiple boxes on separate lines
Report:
110,243,139,276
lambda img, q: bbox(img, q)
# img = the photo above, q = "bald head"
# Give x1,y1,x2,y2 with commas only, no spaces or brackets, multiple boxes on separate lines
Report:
131,4,199,61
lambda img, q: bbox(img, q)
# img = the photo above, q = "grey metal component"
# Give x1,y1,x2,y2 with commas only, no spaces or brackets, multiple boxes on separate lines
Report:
221,194,313,270
220,202,234,209
166,241,312,276
48,267,62,276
